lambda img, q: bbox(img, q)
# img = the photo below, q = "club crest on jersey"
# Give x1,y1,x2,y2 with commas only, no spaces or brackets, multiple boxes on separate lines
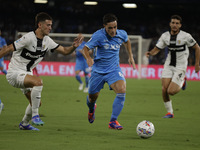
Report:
178,40,181,44
104,44,110,49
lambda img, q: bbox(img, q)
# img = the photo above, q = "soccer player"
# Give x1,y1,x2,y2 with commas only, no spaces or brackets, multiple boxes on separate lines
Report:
0,29,7,75
0,12,83,130
74,40,91,93
146,15,200,118
83,13,136,130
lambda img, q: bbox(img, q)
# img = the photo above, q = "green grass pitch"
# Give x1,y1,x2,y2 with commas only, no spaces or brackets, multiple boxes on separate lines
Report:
0,75,200,150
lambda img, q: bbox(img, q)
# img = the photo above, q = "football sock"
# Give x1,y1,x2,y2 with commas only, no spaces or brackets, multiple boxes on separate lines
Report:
2,69,7,75
31,86,43,117
22,104,32,125
164,100,173,114
110,93,125,122
85,75,89,87
76,75,82,84
87,95,95,113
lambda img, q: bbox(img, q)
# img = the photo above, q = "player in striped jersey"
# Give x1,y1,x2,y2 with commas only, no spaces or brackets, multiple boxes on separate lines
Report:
146,15,200,118
0,12,83,130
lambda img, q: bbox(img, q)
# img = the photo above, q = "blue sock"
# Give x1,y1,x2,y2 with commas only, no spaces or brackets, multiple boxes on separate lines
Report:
85,75,89,87
110,93,125,122
2,70,7,75
75,75,82,84
87,95,95,113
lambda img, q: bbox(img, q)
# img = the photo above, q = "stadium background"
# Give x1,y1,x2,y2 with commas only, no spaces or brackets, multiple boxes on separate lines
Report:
0,0,200,74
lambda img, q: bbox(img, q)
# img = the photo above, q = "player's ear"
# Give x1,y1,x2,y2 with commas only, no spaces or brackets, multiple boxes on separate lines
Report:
38,22,42,28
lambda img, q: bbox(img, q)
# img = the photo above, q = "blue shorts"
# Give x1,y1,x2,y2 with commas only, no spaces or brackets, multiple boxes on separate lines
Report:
75,59,89,74
88,67,125,94
0,58,4,68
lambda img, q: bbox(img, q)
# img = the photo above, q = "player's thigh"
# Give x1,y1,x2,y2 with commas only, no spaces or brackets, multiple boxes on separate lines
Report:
106,68,126,93
88,72,105,94
24,74,43,88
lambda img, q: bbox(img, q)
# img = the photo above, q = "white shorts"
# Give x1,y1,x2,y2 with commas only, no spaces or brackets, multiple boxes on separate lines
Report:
162,65,185,87
6,70,32,94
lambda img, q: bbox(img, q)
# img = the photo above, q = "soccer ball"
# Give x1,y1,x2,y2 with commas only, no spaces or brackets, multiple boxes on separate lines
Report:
136,120,155,138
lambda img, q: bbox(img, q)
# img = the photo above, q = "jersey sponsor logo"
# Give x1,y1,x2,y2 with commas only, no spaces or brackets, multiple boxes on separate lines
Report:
20,48,47,71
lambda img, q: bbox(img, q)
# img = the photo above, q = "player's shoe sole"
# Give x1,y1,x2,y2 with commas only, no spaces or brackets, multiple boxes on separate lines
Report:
88,104,97,123
109,120,123,130
31,115,44,126
163,112,174,118
19,122,39,131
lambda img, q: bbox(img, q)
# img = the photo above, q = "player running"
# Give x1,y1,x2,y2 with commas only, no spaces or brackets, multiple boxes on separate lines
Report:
74,40,91,93
0,12,83,130
83,13,136,130
146,15,200,118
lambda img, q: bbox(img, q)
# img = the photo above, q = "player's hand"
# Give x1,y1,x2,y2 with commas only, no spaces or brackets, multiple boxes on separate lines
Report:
87,57,94,67
195,64,200,73
73,34,84,48
145,52,151,58
128,57,136,70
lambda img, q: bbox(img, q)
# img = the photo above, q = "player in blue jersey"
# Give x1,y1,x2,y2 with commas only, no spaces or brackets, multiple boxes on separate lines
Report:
74,40,91,93
83,13,136,130
0,29,7,75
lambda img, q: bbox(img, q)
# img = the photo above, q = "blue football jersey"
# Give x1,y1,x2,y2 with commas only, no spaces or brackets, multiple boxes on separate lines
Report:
85,28,128,73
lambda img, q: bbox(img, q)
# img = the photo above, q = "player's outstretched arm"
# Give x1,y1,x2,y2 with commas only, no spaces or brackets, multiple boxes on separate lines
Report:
145,47,160,58
192,43,200,73
0,44,14,58
55,34,83,55
123,39,136,69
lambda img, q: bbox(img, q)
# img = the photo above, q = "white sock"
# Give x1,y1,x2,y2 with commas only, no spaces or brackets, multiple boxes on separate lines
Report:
22,104,32,125
164,100,173,114
31,86,43,117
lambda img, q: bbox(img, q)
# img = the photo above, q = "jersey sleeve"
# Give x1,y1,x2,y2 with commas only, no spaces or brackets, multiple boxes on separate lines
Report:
186,33,196,47
121,30,128,43
46,37,59,52
13,34,30,51
85,32,100,49
156,33,167,49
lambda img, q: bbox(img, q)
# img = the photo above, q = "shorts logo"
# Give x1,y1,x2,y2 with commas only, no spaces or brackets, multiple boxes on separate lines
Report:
178,73,182,79
118,72,124,78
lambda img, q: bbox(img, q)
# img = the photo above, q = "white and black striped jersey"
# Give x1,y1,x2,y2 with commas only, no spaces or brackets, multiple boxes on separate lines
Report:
156,30,196,70
9,31,59,72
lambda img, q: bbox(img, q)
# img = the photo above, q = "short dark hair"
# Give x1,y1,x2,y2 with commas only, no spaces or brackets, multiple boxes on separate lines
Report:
103,13,118,25
35,12,52,28
171,15,182,24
